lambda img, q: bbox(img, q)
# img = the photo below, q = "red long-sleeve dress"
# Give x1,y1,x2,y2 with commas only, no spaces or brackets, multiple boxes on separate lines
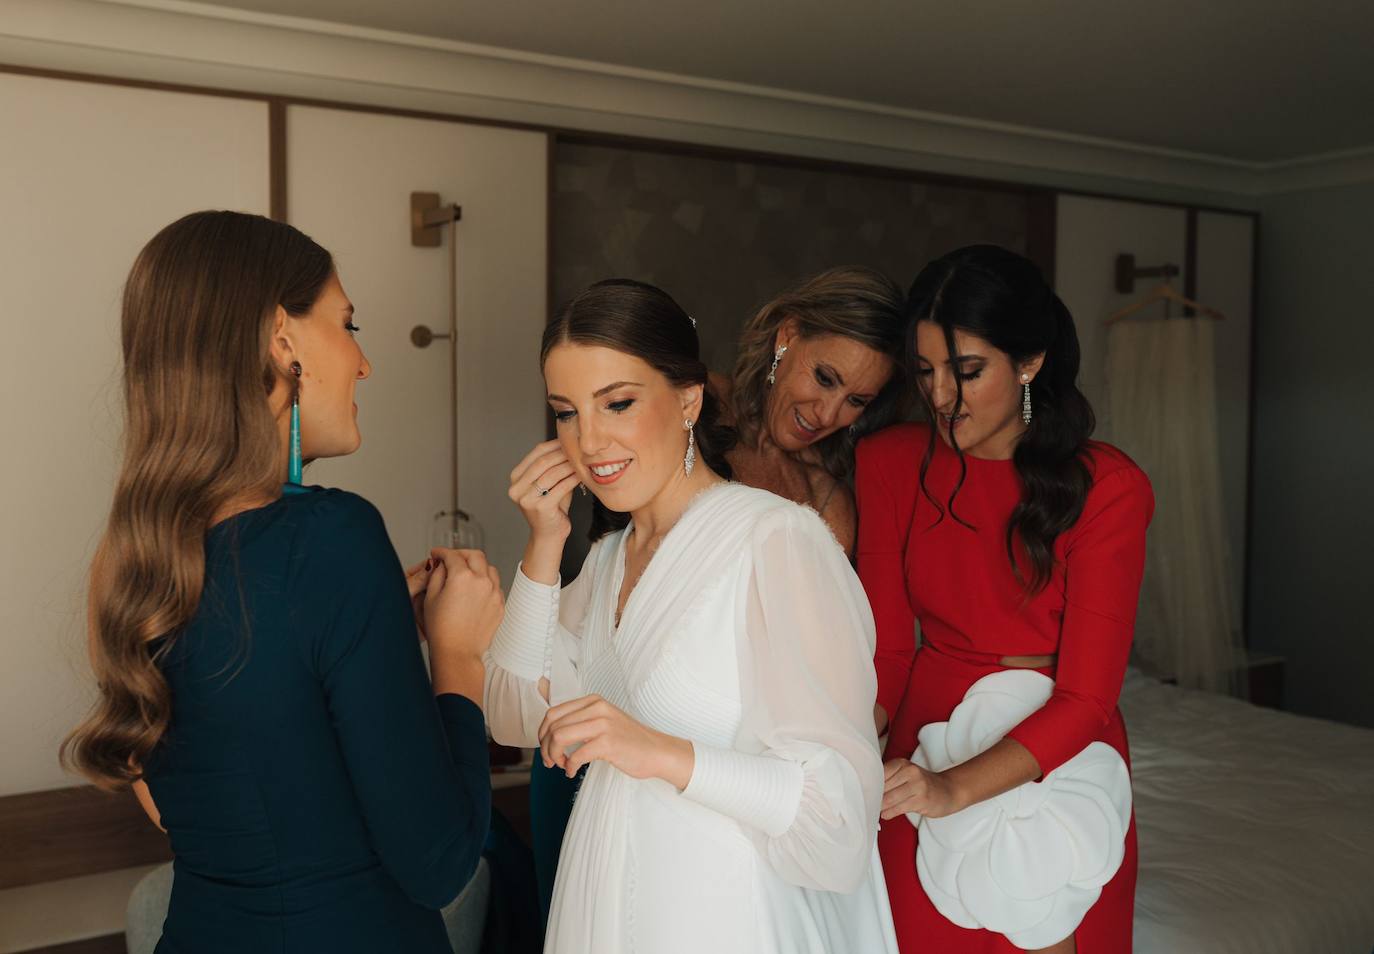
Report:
856,423,1153,953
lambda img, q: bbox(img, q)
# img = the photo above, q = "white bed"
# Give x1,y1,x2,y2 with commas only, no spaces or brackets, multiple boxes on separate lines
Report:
1121,669,1374,953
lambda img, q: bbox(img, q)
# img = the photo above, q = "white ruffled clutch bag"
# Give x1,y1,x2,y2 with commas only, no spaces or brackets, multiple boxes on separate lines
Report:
905,670,1132,949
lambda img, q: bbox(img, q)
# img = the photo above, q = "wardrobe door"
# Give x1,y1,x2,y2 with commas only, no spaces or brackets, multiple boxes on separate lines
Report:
288,106,548,580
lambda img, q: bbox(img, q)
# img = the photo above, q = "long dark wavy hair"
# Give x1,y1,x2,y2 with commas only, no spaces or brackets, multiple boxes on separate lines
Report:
907,245,1095,595
541,279,732,540
729,266,907,483
62,211,333,788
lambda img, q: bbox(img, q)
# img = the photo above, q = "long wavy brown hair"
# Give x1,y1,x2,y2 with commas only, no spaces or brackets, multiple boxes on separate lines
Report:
61,211,333,789
728,266,907,483
905,245,1095,596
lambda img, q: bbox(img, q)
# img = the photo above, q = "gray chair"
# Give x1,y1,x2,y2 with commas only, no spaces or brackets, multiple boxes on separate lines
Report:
125,859,491,954
125,863,173,954
441,857,491,953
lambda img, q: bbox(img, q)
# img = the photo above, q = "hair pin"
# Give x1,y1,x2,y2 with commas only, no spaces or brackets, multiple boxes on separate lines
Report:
688,314,697,328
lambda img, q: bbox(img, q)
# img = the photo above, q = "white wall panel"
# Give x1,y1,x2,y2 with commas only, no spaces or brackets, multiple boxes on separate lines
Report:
1054,196,1189,437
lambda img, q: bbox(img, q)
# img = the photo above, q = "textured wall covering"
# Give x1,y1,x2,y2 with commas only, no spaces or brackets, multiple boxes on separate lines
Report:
552,140,1041,373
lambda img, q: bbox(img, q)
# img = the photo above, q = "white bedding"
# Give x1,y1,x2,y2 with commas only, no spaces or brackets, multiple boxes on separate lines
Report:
1121,669,1374,954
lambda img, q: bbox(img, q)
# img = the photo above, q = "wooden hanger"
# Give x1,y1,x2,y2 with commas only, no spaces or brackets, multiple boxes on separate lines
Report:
1104,281,1226,325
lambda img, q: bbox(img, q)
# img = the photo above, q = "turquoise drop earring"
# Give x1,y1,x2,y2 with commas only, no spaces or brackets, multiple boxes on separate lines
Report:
288,361,303,484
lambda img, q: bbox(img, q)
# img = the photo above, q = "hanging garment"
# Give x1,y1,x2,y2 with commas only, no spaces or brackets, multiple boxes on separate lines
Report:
1106,317,1243,693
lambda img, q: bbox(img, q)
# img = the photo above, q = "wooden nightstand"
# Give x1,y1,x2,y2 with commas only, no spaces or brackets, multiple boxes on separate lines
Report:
1148,650,1285,709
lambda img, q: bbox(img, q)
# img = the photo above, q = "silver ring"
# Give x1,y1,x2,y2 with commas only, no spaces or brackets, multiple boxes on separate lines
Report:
536,484,549,497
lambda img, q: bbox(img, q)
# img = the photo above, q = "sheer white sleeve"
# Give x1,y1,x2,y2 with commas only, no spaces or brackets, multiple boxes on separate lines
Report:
483,543,598,747
680,508,884,893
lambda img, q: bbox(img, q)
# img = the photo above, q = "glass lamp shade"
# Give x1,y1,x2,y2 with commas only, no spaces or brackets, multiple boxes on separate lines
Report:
430,508,485,552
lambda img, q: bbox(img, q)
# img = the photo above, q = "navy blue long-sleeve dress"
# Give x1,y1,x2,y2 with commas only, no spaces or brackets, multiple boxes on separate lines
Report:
143,486,490,953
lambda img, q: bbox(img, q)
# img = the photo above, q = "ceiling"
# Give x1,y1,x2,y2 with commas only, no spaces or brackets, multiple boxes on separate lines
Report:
199,0,1374,163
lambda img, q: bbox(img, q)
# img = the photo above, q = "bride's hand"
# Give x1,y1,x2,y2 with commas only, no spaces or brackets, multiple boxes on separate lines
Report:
510,440,578,537
510,439,581,583
539,694,694,790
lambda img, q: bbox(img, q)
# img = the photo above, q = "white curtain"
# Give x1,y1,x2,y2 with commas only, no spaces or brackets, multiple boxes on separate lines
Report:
1104,317,1244,694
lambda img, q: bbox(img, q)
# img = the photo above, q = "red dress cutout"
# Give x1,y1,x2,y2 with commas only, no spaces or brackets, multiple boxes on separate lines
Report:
856,423,1153,953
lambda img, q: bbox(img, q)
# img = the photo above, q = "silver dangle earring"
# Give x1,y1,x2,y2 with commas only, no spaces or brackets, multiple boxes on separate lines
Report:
683,418,696,476
1021,374,1033,425
766,345,788,386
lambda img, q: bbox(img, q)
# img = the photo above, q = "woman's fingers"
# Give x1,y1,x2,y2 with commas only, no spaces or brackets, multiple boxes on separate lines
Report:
881,779,918,812
537,695,608,767
540,714,608,771
424,559,448,601
404,559,431,600
883,758,907,782
520,461,577,502
562,736,606,777
546,472,582,513
408,560,431,641
510,445,572,502
880,762,934,818
428,547,493,582
509,439,563,485
537,694,604,743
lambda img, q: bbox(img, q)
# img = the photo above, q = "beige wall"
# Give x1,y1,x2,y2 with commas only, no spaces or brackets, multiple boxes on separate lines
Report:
0,71,269,954
0,73,271,801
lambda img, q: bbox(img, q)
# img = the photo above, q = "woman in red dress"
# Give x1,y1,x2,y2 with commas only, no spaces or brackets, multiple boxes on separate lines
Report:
856,245,1153,953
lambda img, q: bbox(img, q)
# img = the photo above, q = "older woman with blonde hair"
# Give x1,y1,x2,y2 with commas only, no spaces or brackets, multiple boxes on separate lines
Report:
716,266,908,555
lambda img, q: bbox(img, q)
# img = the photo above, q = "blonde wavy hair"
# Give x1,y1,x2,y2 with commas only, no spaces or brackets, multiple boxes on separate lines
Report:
729,266,908,482
61,211,333,789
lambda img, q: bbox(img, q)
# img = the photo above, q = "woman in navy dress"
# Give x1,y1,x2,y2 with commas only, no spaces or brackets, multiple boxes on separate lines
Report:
62,211,500,953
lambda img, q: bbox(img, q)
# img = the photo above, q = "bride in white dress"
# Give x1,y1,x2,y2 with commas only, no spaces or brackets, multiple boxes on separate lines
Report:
483,279,898,953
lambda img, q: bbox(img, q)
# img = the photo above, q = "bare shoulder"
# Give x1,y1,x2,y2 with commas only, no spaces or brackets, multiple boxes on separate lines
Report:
817,480,857,558
798,462,856,556
744,483,853,559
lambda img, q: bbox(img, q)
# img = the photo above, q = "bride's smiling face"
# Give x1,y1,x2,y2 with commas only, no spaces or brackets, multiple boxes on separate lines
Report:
544,343,703,513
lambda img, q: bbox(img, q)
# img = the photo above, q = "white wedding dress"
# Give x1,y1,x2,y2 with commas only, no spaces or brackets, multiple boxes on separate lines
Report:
484,483,898,953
